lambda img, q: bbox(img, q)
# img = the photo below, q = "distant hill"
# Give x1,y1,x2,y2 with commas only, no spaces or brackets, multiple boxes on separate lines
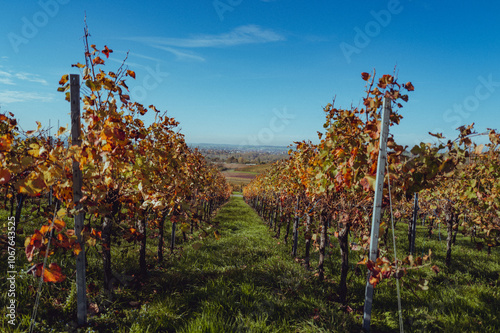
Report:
187,143,290,154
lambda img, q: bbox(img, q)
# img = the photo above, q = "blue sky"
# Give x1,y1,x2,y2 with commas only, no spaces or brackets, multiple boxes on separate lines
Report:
1,0,499,147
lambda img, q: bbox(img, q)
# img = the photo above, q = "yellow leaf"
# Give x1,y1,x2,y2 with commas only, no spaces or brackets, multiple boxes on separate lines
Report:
57,208,67,218
57,126,67,136
86,238,96,247
59,74,69,85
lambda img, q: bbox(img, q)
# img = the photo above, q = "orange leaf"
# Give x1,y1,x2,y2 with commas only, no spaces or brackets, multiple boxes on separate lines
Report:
53,219,65,232
59,74,69,85
30,231,43,248
102,45,113,58
126,70,136,79
93,57,105,65
404,82,414,91
40,225,52,234
43,263,66,283
369,275,380,287
361,72,371,81
73,243,82,256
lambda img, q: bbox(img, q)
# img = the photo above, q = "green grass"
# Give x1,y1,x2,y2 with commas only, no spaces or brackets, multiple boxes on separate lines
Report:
1,197,499,332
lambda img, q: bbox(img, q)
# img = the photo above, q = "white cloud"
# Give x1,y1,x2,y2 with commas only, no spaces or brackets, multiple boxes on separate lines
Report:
151,46,205,62
0,69,48,86
126,25,285,48
14,72,48,85
0,71,15,85
0,91,53,104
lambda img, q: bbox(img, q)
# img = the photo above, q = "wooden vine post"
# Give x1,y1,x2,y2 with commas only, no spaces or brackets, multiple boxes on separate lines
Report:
362,97,391,332
71,74,87,325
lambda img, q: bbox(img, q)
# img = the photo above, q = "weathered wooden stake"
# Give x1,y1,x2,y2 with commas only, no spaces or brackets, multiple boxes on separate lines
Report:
362,97,391,332
71,74,87,325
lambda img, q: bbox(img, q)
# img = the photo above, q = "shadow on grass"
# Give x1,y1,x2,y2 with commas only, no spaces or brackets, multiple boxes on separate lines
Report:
86,196,356,333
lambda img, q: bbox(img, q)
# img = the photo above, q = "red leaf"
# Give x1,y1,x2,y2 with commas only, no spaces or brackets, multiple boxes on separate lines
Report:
361,72,371,81
25,244,35,262
404,82,414,91
102,45,113,58
0,169,11,184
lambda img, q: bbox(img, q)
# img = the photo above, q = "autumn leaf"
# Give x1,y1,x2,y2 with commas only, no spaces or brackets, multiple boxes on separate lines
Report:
71,62,86,68
36,263,66,283
40,225,52,234
126,70,136,79
404,82,415,91
102,45,113,58
369,275,380,287
360,175,376,192
59,74,69,85
53,219,65,232
73,242,82,256
428,132,444,139
25,244,35,262
93,56,105,65
57,126,67,136
0,169,11,184
361,72,371,81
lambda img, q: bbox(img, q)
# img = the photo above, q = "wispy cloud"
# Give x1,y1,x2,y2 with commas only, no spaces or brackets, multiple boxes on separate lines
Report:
0,90,53,104
14,72,48,85
0,70,15,85
107,57,149,70
127,25,285,48
151,45,206,62
0,69,48,86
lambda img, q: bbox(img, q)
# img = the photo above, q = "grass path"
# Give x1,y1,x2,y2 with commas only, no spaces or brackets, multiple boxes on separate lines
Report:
6,195,498,332
119,196,354,333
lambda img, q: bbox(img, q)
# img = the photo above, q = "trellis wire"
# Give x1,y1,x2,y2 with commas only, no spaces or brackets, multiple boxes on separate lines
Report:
386,160,404,333
29,203,58,333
